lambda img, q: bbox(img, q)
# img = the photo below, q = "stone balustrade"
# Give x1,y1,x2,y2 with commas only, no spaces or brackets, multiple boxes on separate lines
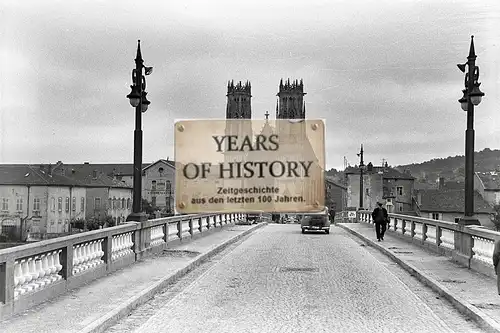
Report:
0,212,244,321
339,210,500,278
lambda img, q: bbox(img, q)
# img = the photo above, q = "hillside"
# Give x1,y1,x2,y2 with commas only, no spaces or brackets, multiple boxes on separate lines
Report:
395,148,500,182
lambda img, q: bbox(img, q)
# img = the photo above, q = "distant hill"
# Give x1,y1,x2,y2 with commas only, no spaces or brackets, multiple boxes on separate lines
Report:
394,148,500,183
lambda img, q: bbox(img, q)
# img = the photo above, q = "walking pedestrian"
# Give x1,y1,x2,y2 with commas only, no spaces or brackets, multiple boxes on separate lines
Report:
372,201,388,241
329,209,336,223
492,239,500,294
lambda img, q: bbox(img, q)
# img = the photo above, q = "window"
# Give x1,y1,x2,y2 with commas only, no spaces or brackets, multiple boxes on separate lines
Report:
81,197,85,212
159,167,164,174
65,197,70,212
58,197,62,212
365,188,369,196
122,198,125,209
151,196,156,206
127,198,131,209
33,198,40,213
16,198,23,211
2,198,8,211
108,198,112,209
72,197,76,211
51,197,55,211
95,197,101,210
432,213,440,220
58,219,62,224
152,181,157,190
399,206,403,212
397,186,403,196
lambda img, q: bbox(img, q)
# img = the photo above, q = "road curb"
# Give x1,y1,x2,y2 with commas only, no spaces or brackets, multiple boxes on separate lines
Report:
81,222,267,333
337,223,500,333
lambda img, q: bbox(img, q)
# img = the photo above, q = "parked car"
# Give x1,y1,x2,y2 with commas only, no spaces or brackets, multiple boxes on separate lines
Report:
301,208,330,234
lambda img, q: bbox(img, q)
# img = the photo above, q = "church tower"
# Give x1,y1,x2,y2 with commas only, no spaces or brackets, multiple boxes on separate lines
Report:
223,80,253,170
226,80,252,119
275,78,306,139
276,78,306,120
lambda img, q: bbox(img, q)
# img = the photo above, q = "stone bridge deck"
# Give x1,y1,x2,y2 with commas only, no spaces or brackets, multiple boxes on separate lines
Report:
2,210,500,332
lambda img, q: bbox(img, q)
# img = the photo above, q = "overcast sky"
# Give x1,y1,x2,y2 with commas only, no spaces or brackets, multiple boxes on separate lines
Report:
1,0,499,170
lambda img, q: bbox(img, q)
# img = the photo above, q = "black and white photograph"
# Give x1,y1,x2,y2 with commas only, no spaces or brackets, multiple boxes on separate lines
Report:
1,0,500,332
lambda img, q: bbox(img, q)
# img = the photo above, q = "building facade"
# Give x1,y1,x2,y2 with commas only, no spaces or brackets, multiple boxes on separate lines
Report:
142,160,175,214
414,188,495,228
325,177,347,212
345,162,415,212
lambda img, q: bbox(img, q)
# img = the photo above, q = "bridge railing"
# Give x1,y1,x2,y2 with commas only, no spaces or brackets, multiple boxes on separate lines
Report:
0,212,244,320
340,210,500,278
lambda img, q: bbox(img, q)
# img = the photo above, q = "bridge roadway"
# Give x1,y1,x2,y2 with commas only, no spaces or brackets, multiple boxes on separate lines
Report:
105,224,483,333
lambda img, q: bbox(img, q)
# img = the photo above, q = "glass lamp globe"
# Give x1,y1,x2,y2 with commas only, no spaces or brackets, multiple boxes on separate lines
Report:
469,85,484,106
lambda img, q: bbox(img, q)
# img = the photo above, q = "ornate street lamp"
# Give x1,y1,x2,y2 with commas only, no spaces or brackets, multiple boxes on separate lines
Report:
456,35,485,225
126,40,153,222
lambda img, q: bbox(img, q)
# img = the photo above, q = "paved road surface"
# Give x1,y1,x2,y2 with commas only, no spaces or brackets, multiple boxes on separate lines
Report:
106,224,485,333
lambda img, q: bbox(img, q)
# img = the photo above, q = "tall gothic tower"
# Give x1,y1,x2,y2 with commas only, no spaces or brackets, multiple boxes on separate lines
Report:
224,80,253,168
226,80,252,119
275,78,306,139
276,78,306,120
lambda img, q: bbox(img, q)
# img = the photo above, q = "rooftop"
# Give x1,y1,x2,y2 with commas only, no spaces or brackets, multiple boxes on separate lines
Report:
476,171,500,190
0,164,131,188
345,164,415,180
417,188,493,214
325,176,347,190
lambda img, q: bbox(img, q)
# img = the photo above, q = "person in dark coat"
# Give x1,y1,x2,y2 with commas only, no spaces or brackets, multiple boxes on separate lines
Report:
493,239,500,295
372,201,388,241
329,209,336,223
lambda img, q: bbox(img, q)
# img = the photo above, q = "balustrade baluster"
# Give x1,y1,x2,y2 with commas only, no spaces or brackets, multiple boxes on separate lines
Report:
89,241,98,268
26,257,40,292
13,261,22,298
34,257,46,288
111,236,117,260
118,234,125,257
80,243,90,270
41,254,53,284
97,239,105,264
54,250,63,281
20,259,34,293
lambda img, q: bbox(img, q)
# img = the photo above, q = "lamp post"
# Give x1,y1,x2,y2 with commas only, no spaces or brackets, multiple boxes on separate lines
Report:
378,170,384,203
357,144,365,210
126,40,153,222
457,35,485,225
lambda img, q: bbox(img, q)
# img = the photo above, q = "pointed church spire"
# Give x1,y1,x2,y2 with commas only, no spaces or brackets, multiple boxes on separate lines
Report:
468,35,476,60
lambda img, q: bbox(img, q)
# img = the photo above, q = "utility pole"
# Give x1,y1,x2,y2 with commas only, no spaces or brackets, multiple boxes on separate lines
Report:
357,144,365,209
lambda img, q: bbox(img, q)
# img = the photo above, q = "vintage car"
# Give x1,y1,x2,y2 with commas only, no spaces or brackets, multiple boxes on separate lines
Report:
246,211,263,224
300,208,330,234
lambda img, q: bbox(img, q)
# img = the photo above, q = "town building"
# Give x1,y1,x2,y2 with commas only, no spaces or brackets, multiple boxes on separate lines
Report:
325,177,347,212
474,171,500,207
0,163,133,241
345,162,415,212
52,160,175,213
142,160,175,214
413,188,495,228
